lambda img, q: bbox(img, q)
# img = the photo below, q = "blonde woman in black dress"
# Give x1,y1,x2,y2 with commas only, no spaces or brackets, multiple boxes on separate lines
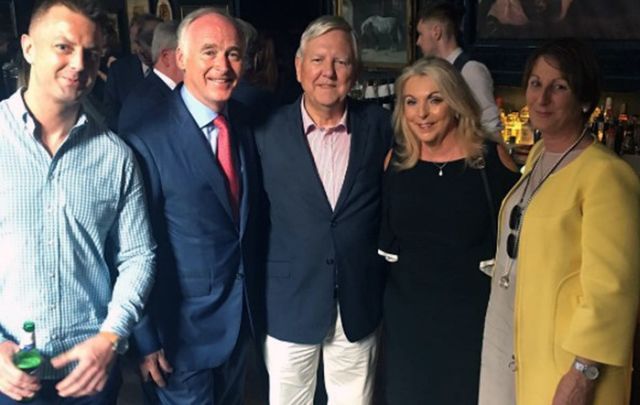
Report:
379,57,518,404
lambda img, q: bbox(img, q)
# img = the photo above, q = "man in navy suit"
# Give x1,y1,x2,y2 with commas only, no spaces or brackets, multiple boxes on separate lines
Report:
124,8,264,405
118,21,183,134
103,14,161,131
256,15,392,405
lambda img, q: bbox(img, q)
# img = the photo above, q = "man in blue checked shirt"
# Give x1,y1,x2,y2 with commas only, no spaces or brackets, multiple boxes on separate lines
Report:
0,1,156,403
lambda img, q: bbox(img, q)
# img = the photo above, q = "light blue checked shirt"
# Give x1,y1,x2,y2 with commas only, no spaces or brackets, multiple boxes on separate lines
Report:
0,90,156,379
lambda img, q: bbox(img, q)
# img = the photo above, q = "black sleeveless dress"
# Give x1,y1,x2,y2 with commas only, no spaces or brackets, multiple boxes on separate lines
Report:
379,144,518,404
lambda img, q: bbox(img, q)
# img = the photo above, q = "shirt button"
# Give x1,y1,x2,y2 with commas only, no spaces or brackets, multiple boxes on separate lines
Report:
326,258,335,265
51,334,57,340
47,239,54,245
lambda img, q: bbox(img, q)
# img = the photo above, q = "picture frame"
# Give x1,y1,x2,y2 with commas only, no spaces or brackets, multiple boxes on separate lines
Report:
476,0,640,41
105,12,124,55
336,0,413,69
155,0,173,21
126,0,150,22
447,0,640,91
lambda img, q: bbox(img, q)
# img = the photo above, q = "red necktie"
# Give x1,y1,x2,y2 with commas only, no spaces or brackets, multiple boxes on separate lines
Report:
213,115,240,220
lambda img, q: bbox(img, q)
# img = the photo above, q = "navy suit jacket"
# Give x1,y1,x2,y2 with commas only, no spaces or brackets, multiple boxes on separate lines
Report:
255,97,392,344
125,89,265,371
104,54,145,131
118,71,174,134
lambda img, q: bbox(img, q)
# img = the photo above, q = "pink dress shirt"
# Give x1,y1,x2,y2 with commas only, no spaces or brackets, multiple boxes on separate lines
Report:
301,99,351,210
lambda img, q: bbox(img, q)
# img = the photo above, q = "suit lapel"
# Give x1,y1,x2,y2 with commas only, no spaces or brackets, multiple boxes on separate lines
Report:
334,100,369,214
171,93,236,223
287,101,335,213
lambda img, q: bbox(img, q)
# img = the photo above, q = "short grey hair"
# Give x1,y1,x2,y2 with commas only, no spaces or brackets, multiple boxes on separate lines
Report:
151,21,178,64
177,7,244,53
296,15,359,66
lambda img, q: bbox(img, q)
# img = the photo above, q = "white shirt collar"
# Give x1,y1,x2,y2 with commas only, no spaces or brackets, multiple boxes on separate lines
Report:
153,68,177,90
445,47,464,65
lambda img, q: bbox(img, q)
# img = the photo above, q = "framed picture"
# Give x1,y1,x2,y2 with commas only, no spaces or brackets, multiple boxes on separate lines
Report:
156,0,173,21
105,12,124,55
411,0,640,90
336,0,413,69
127,0,150,21
476,0,640,40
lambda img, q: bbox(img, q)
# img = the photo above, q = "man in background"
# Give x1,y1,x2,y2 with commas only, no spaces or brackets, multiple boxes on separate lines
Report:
104,13,161,131
417,2,502,140
118,21,183,133
0,0,156,402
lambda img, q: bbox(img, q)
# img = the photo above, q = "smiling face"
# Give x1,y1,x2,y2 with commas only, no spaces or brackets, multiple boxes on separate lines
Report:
177,13,242,112
525,56,583,139
295,29,355,118
21,5,102,109
402,74,457,147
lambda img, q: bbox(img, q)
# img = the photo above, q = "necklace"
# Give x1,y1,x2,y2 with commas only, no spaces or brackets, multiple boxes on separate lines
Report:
498,126,589,289
433,162,448,176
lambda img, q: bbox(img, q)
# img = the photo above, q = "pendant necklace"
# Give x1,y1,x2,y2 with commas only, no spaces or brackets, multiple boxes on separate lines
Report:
433,162,448,176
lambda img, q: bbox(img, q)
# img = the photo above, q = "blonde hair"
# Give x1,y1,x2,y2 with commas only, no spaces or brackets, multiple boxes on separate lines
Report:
392,57,486,170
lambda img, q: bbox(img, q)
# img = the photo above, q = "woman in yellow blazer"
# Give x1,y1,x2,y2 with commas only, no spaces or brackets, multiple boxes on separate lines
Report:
478,39,640,405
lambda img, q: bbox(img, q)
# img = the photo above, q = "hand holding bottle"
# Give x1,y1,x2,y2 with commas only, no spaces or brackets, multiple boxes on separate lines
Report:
51,333,116,397
0,341,40,401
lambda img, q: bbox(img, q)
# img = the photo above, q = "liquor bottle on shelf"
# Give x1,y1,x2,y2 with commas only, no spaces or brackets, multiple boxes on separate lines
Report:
603,97,617,151
13,321,43,402
592,105,605,143
617,103,628,124
496,96,508,140
620,122,636,155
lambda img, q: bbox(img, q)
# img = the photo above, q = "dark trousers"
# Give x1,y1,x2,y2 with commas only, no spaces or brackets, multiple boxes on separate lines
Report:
0,360,121,405
143,332,248,405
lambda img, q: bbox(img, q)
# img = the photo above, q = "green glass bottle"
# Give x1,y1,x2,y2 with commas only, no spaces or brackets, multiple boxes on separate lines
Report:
13,321,43,402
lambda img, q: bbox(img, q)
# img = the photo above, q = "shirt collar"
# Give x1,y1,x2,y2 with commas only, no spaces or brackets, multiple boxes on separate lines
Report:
445,47,464,64
300,97,348,135
7,88,89,137
180,85,226,128
153,68,177,90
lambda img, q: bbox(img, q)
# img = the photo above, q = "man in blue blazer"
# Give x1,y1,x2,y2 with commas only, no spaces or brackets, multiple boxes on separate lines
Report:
123,9,264,404
256,15,392,405
118,21,183,134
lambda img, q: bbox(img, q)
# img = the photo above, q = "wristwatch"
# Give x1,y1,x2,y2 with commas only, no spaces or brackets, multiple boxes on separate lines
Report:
573,359,600,380
99,331,128,354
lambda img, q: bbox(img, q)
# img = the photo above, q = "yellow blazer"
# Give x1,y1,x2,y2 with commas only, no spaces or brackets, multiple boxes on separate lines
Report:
501,140,640,405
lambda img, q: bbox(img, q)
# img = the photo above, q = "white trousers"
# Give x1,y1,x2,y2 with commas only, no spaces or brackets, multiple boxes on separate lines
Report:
264,309,378,405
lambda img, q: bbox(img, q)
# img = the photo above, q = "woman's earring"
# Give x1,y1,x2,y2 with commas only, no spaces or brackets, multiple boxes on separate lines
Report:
582,104,589,113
